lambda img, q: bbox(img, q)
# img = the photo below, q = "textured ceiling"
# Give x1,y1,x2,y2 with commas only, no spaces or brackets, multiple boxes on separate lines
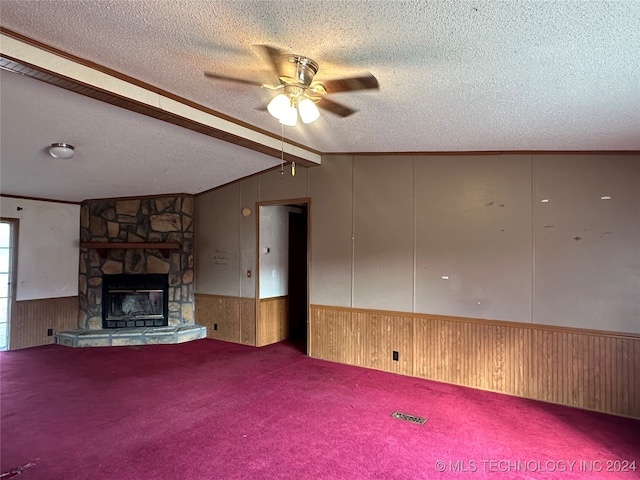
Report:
1,1,639,202
0,70,281,202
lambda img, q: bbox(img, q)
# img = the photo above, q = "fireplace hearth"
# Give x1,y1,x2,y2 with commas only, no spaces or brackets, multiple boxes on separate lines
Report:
102,274,169,329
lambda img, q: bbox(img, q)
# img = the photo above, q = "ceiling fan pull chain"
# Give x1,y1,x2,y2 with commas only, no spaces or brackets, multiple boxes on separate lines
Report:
280,123,284,176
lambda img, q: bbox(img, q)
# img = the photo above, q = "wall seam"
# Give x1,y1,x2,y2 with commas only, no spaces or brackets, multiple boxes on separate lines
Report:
412,156,417,314
531,154,535,325
238,184,243,298
351,155,356,308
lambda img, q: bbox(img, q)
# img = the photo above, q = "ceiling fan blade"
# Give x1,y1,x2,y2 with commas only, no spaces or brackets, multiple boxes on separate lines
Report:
319,74,379,94
316,98,357,117
255,45,286,77
204,71,263,87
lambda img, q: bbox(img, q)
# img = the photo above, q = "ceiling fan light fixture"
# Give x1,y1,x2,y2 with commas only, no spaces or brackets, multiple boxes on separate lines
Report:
48,143,75,159
267,93,290,120
268,93,298,126
278,103,298,126
298,97,320,124
205,45,379,124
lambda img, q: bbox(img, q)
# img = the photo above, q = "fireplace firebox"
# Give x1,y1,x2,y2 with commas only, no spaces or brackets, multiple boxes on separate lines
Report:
102,274,169,328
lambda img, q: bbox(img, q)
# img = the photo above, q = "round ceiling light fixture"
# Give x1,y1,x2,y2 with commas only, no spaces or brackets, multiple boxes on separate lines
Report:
48,143,75,159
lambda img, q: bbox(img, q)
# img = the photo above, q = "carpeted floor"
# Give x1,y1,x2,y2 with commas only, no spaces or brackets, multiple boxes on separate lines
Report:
1,338,638,479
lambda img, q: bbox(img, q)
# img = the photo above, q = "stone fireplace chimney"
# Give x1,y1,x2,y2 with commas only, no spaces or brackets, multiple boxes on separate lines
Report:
78,195,195,330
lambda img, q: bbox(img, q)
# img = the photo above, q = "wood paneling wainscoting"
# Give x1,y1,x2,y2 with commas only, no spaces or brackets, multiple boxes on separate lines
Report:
195,294,255,346
194,294,288,347
258,296,288,347
309,305,640,419
10,296,78,349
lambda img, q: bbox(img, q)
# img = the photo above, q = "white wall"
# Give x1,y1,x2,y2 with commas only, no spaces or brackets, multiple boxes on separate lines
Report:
259,205,289,299
195,166,308,298
194,183,242,297
195,153,639,334
532,155,640,332
353,156,414,311
310,154,640,334
0,197,79,300
413,155,533,322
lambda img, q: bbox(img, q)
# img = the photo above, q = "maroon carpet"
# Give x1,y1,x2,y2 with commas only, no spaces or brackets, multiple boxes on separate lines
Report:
1,339,638,479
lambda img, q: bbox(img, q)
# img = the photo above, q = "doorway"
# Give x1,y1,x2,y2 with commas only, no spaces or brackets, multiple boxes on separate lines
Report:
0,220,16,351
288,209,308,352
257,200,309,353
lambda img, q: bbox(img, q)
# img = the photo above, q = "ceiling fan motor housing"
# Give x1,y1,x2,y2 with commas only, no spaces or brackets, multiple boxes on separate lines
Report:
278,55,319,87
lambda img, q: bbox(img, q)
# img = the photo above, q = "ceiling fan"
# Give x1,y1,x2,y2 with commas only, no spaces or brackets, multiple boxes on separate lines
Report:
204,45,379,127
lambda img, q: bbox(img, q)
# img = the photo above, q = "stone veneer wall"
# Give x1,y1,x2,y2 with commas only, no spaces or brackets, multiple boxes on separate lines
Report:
79,196,195,330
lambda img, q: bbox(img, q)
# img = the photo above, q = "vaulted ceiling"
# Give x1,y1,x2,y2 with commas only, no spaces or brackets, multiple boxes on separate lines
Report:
1,1,638,202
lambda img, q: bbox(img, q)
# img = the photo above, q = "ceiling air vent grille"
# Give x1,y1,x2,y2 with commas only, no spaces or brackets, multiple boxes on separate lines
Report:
0,56,109,97
0,56,221,145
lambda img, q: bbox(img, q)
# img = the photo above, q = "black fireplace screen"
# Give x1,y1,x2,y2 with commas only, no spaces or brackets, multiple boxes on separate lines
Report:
102,274,169,328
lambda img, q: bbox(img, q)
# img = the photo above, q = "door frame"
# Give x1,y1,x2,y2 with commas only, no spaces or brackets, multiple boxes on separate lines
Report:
0,218,19,351
255,197,311,351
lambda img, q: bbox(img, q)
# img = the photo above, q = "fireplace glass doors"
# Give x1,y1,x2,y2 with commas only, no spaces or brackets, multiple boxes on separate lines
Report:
102,274,169,328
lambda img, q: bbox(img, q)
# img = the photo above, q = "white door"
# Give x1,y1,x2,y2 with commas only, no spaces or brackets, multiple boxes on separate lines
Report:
0,221,14,351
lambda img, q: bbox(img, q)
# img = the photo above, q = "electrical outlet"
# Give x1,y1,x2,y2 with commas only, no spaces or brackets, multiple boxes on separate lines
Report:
214,323,218,331
393,351,399,361
47,328,53,336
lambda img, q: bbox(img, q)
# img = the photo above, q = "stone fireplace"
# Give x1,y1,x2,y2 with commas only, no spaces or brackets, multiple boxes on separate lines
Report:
56,195,206,347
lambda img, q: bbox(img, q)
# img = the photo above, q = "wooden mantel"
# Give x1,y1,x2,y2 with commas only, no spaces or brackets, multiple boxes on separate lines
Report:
80,242,180,258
